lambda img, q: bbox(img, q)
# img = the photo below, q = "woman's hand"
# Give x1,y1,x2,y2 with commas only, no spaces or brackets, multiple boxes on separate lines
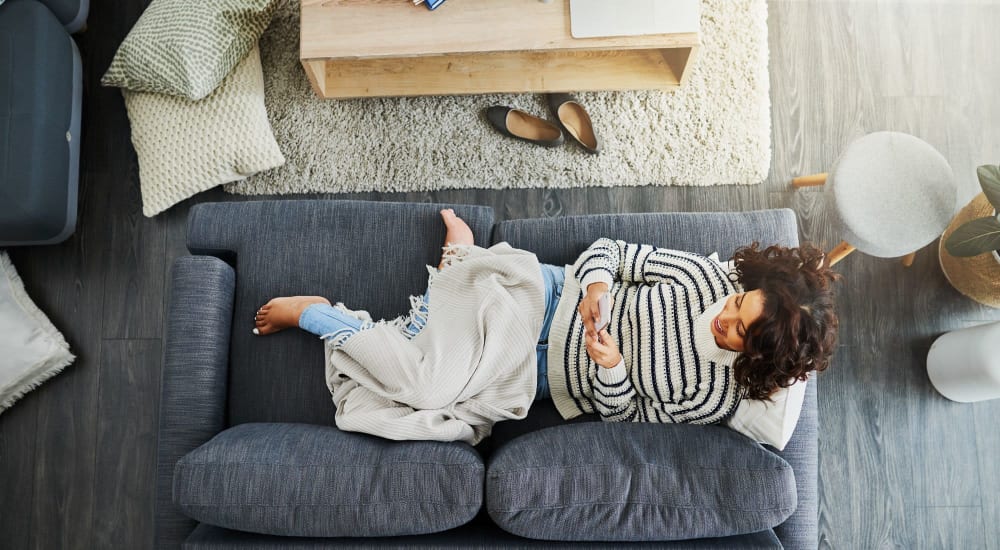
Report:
585,329,622,369
578,282,611,338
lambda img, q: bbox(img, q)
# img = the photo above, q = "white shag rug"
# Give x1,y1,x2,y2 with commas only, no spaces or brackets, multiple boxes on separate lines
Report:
226,0,770,195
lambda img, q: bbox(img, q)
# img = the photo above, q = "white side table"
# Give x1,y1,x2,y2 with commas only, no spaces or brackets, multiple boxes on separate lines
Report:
926,320,1000,402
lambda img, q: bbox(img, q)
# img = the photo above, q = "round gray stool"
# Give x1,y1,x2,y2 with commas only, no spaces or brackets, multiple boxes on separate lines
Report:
793,132,957,266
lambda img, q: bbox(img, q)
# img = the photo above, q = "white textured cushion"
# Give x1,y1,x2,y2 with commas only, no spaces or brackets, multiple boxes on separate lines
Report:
123,46,284,217
726,377,807,451
0,252,75,415
708,252,806,450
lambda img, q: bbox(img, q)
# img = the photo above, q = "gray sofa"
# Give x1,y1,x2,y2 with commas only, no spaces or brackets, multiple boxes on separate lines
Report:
157,200,817,549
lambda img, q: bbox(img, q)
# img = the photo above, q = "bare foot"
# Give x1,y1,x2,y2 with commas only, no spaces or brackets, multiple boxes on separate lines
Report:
254,296,331,336
439,208,475,269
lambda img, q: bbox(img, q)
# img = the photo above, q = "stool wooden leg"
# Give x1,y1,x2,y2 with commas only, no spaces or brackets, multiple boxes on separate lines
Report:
901,252,916,267
827,241,856,267
792,172,829,188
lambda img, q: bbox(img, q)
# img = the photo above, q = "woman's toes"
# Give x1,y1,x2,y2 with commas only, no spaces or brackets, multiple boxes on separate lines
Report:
254,305,270,335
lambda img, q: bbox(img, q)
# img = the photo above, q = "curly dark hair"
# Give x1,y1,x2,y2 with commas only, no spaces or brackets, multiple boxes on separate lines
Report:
729,242,842,401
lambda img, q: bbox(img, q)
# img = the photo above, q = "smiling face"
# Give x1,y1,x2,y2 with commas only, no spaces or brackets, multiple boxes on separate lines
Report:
710,290,766,352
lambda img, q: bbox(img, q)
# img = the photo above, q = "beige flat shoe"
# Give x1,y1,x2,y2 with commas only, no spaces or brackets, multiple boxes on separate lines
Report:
547,93,600,154
485,106,565,147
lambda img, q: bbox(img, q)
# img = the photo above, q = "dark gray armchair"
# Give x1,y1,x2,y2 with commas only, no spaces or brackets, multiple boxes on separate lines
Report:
0,0,86,246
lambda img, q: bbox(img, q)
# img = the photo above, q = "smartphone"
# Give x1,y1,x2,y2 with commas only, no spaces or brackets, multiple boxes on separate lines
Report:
597,293,611,332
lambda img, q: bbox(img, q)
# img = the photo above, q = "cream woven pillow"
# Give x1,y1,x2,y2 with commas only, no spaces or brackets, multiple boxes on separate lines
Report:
102,0,278,100
123,46,284,217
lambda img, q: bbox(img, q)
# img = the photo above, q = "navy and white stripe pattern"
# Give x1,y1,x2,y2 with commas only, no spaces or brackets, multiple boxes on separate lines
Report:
548,238,744,425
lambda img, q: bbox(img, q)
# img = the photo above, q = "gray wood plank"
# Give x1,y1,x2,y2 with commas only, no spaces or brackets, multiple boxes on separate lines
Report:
100,137,168,339
876,1,952,100
773,0,889,173
816,344,919,549
0,384,38,550
26,171,107,550
907,347,983,508
92,339,162,550
973,393,1000,550
918,506,986,550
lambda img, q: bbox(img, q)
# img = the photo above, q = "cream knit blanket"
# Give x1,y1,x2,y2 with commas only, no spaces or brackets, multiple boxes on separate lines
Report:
325,243,545,445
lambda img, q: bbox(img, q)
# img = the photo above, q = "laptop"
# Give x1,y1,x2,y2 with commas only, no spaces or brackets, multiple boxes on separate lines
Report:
569,0,701,39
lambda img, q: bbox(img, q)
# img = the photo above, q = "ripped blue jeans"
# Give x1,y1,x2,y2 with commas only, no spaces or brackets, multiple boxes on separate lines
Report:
298,263,565,401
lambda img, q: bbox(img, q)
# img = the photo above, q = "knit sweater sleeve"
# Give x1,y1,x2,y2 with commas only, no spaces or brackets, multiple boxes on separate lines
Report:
591,359,639,421
657,369,739,425
573,238,730,297
590,358,737,425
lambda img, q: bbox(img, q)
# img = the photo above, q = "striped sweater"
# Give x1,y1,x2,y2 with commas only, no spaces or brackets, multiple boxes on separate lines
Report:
548,238,745,424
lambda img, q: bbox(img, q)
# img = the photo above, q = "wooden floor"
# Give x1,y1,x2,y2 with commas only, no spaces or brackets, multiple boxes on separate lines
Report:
3,1,1000,548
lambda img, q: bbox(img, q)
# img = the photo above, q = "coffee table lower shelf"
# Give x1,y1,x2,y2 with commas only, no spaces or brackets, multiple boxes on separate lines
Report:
302,46,697,99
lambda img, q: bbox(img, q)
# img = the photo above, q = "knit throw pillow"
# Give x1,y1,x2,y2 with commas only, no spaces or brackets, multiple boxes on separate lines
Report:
102,0,277,100
123,46,285,217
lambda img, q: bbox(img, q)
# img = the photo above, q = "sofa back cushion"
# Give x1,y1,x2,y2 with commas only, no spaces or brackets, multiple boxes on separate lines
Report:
185,200,495,427
174,423,484,537
486,423,797,541
490,209,799,267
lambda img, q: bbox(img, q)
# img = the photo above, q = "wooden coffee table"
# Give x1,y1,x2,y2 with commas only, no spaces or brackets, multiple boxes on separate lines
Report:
300,0,700,99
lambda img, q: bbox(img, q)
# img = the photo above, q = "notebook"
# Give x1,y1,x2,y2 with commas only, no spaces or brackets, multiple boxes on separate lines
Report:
569,0,700,39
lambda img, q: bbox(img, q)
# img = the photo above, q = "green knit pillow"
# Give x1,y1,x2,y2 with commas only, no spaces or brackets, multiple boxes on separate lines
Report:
101,0,277,100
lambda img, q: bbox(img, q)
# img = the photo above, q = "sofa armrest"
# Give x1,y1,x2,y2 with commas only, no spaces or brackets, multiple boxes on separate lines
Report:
156,256,235,549
771,377,818,549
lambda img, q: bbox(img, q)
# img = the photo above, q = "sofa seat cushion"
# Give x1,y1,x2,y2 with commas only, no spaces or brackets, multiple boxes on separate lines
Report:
486,423,797,541
173,423,484,537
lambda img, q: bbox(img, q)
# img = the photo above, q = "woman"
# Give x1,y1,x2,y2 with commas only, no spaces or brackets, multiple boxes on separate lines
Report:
254,208,840,428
